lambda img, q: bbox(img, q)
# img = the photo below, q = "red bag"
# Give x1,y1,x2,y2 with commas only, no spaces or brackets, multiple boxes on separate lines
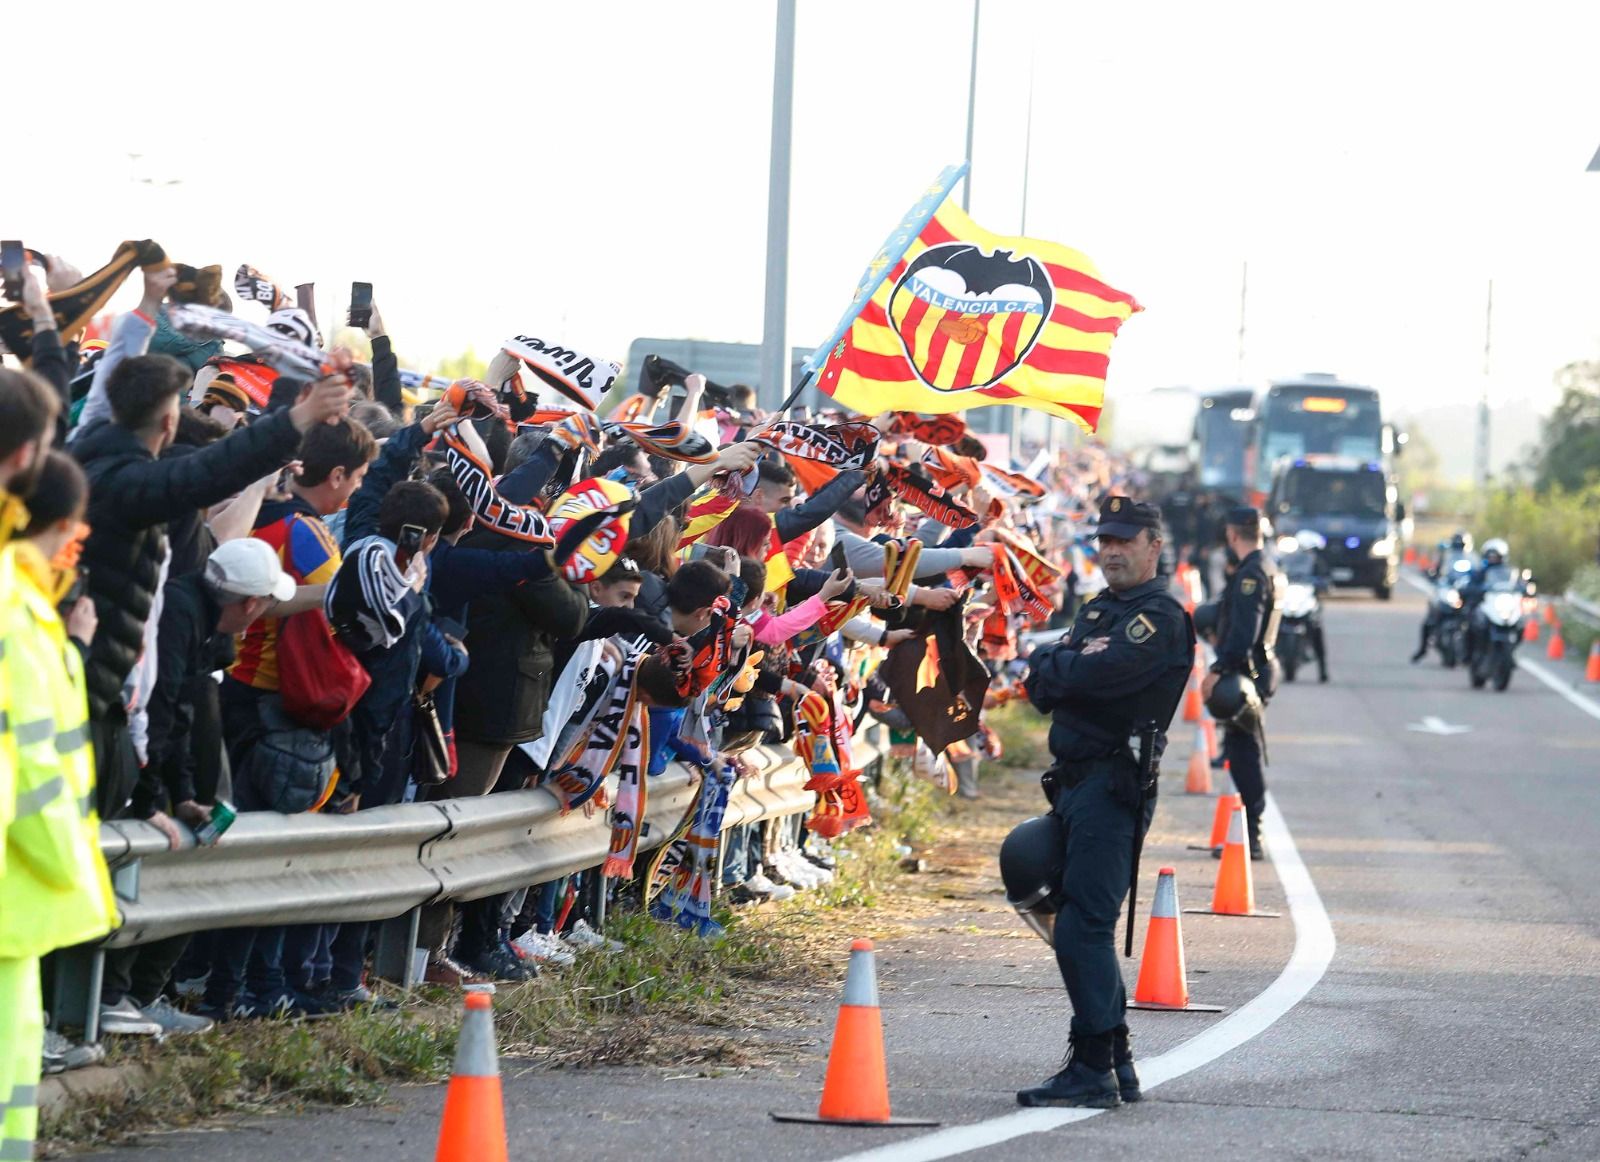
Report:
277,610,371,730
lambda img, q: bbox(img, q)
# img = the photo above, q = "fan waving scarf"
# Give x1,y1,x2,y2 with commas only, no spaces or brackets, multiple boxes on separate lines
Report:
748,419,880,470
440,431,554,546
602,419,717,463
883,463,978,530
891,412,968,447
809,177,1140,433
503,335,619,411
0,239,168,359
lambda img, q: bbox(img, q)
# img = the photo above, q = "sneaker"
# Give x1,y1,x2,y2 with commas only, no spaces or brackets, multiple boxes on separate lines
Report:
745,872,796,902
513,930,577,967
803,847,837,871
1016,1034,1120,1109
769,853,815,889
173,975,208,1000
43,1028,103,1074
98,998,164,1037
233,988,339,1020
563,919,623,953
327,984,400,1011
460,944,538,983
424,954,487,987
142,996,215,1036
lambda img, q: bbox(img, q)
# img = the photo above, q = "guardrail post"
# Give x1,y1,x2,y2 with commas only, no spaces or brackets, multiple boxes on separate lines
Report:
48,947,105,1042
372,907,423,989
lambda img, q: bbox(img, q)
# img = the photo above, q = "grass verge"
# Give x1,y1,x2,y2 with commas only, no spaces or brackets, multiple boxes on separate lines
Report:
40,758,965,1155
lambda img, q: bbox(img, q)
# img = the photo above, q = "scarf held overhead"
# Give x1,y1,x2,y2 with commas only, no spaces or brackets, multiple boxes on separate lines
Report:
440,432,555,546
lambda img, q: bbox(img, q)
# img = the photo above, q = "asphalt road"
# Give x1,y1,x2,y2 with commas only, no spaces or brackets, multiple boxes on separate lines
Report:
82,579,1600,1161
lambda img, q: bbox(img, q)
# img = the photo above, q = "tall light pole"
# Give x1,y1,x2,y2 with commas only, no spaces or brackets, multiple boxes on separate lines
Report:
1236,260,1249,382
962,0,980,211
760,0,797,412
1477,279,1493,494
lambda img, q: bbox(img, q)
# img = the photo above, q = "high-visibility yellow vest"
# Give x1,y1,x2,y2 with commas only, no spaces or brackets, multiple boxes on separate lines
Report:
0,540,117,958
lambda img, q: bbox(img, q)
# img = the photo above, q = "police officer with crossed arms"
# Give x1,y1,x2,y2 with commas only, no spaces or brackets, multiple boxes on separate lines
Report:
1010,496,1194,1108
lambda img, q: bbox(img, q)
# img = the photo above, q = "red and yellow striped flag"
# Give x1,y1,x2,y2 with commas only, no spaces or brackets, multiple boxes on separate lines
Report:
814,200,1139,432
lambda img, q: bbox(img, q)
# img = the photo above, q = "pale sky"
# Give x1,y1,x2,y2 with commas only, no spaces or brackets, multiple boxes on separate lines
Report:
11,0,1600,426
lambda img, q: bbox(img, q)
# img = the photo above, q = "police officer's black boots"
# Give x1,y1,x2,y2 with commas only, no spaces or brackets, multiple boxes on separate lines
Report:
1016,1031,1120,1108
1113,1023,1140,1102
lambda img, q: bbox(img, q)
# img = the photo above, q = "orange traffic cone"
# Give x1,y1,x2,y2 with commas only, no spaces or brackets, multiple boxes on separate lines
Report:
1542,602,1557,626
1548,623,1566,661
1587,642,1600,683
1129,868,1224,1013
1524,618,1540,643
1185,735,1212,795
1403,545,1416,566
1200,714,1219,760
1186,805,1280,919
1187,792,1241,852
436,991,507,1162
771,940,938,1128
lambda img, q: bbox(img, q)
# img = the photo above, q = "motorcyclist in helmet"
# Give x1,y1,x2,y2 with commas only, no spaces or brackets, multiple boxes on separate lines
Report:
1462,538,1510,663
1412,531,1479,663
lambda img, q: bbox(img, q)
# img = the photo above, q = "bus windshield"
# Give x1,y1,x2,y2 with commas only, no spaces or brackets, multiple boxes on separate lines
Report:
1195,399,1251,490
1257,390,1382,487
1277,469,1388,518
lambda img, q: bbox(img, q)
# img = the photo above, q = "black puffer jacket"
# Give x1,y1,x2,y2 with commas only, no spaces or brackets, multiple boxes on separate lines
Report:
71,410,302,719
451,527,589,747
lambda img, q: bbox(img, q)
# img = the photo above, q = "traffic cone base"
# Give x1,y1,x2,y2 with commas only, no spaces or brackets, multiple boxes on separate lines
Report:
1129,868,1225,1014
1586,642,1600,683
1188,793,1242,851
771,939,939,1128
1184,806,1281,918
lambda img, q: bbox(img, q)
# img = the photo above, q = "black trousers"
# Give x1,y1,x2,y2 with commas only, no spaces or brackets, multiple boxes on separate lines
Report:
102,935,190,1008
1223,723,1266,843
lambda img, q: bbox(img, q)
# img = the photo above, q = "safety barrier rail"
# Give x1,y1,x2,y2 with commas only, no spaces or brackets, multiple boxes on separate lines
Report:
1563,588,1600,627
53,730,884,1036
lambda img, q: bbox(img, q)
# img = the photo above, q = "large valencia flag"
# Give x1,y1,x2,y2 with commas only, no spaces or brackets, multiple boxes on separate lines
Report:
808,170,1140,432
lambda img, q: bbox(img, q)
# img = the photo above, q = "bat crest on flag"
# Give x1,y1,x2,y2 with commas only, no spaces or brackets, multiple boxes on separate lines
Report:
888,244,1052,392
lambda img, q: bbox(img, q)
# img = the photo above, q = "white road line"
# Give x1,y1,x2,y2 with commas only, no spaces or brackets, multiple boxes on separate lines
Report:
1400,571,1600,724
830,795,1335,1162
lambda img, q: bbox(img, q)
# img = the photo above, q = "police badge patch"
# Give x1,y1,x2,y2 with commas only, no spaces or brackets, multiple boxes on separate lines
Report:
1126,613,1156,643
1241,578,1258,595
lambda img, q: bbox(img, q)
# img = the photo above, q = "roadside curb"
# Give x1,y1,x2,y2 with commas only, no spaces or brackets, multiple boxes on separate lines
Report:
42,1061,154,1117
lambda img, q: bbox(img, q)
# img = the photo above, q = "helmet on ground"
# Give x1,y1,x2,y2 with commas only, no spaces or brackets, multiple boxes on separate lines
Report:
999,814,1066,945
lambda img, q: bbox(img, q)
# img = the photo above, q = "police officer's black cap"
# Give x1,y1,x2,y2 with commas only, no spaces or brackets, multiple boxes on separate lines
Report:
1225,506,1261,530
1094,495,1162,540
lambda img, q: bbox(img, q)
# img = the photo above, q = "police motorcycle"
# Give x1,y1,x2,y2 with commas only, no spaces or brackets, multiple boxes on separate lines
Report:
1429,556,1475,668
1466,558,1537,692
1272,531,1327,683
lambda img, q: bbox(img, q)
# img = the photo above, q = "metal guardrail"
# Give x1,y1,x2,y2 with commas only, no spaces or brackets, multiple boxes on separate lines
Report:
98,735,879,950
1563,588,1600,626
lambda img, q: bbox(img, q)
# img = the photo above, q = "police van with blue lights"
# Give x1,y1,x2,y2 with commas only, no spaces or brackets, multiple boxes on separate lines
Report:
1264,455,1405,599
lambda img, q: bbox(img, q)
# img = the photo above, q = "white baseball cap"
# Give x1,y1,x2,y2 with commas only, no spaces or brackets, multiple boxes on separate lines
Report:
204,538,295,602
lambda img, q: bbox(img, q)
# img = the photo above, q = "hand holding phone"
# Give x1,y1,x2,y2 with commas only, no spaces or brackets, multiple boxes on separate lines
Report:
1,241,25,302
395,522,426,573
348,282,373,329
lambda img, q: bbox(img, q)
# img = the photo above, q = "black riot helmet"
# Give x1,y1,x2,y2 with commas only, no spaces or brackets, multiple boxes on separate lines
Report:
999,814,1066,945
1192,600,1221,640
1205,670,1262,731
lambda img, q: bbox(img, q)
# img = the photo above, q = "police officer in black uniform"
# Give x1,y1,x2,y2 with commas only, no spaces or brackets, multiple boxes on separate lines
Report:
1205,507,1278,860
1017,496,1195,1108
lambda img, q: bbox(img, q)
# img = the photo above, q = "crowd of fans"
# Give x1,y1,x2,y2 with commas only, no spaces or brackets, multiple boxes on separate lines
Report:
0,245,1134,1153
